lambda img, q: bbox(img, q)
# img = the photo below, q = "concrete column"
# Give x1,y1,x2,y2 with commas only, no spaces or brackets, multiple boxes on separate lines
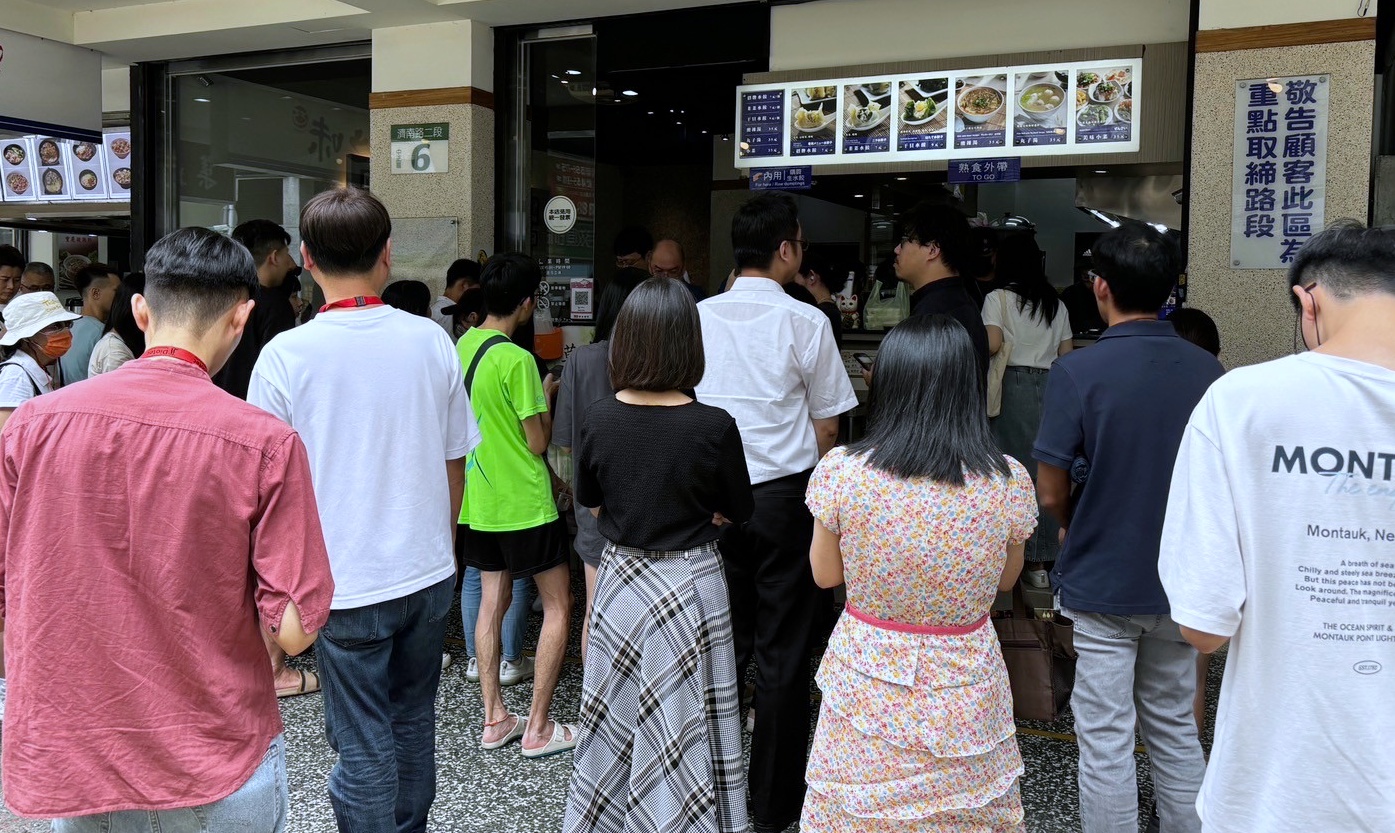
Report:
369,20,495,297
1188,1,1376,367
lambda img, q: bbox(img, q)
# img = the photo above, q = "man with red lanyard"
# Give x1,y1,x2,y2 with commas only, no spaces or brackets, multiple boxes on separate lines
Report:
0,226,335,831
249,187,479,833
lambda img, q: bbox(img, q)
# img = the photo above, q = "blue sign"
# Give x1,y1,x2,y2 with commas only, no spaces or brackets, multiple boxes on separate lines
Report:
750,166,813,191
947,157,1021,184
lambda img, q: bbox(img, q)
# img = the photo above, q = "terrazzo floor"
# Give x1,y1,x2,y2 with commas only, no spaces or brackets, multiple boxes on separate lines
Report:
0,569,1222,832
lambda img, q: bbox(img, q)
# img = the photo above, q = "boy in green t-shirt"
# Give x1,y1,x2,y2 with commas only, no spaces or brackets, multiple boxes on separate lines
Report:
457,253,576,758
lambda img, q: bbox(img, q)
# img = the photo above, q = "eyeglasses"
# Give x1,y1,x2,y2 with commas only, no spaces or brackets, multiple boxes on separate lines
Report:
38,321,72,335
615,254,646,269
18,282,53,294
784,238,811,252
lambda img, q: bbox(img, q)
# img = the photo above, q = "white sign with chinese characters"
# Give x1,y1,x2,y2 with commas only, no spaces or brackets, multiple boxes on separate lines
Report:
390,123,449,175
1230,75,1328,269
544,195,578,234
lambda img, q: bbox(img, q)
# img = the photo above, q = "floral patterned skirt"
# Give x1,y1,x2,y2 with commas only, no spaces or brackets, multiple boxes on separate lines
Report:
801,613,1026,833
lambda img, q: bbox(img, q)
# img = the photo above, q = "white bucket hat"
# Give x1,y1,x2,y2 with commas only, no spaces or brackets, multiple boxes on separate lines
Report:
0,292,82,346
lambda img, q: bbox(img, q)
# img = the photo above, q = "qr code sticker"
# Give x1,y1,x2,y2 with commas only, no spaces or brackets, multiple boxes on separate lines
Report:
574,289,591,307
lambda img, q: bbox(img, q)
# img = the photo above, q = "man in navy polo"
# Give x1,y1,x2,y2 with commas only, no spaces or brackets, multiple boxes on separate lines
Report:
1033,223,1221,833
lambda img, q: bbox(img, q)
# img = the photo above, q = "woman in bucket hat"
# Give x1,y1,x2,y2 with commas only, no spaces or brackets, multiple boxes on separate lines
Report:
0,291,81,430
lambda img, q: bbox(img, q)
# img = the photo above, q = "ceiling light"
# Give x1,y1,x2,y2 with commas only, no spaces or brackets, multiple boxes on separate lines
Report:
561,79,569,85
647,110,654,115
701,129,708,134
591,87,598,96
24,215,37,221
565,69,581,76
622,89,638,97
1094,169,1107,174
853,193,864,198
194,97,210,103
676,120,683,125
280,95,292,100
551,73,560,79
895,176,907,181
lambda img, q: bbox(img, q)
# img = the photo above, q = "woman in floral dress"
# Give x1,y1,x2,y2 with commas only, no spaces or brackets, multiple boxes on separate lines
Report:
803,314,1038,833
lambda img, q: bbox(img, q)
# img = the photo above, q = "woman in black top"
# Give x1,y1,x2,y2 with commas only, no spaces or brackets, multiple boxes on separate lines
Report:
563,278,754,833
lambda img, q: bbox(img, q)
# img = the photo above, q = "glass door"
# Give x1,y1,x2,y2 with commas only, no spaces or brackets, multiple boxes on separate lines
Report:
499,27,597,356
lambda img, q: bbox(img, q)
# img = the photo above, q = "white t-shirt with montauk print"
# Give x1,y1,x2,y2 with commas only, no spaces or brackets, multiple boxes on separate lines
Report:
980,289,1073,370
1159,352,1395,833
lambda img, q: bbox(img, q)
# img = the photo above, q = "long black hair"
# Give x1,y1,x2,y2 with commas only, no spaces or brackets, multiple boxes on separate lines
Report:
104,277,146,357
852,315,1009,485
593,267,648,342
996,235,1060,326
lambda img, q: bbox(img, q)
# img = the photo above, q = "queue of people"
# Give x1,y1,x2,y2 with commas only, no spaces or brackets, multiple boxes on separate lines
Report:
0,186,1390,833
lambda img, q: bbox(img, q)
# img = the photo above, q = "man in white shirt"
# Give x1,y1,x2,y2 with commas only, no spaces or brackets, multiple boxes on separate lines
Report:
249,187,480,833
1159,223,1395,833
431,258,480,335
696,192,858,833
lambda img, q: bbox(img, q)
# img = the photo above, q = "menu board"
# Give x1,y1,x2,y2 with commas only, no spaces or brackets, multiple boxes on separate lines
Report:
738,90,786,159
0,131,131,203
733,57,1140,168
68,138,107,200
1,138,37,202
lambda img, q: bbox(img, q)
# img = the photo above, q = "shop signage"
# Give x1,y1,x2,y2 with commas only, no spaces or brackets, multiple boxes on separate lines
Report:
2,131,131,204
947,157,1021,184
390,123,450,174
749,166,813,190
0,28,102,143
544,195,578,234
1229,75,1328,269
735,58,1140,168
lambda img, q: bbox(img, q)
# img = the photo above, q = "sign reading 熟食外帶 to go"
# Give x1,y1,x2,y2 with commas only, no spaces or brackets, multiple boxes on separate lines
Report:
390,123,450,175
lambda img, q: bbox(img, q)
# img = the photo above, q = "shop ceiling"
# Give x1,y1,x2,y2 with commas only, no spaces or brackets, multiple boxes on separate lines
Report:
4,0,757,64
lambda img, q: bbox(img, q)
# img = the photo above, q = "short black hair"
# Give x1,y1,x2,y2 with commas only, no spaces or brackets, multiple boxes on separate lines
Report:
732,192,799,272
594,267,648,342
900,203,975,277
613,226,654,259
300,187,392,276
1167,307,1220,356
608,277,704,392
479,253,542,318
382,280,432,317
784,282,817,307
1092,222,1180,314
75,263,119,295
231,219,291,268
1288,221,1395,311
450,287,486,331
0,246,23,271
852,314,1008,485
446,258,482,289
143,227,258,335
799,250,833,288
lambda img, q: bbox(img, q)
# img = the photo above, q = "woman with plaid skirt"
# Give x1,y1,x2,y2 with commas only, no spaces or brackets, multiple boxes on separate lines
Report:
562,277,755,833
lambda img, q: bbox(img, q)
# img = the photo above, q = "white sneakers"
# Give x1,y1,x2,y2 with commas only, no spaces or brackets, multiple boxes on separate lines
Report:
464,655,535,687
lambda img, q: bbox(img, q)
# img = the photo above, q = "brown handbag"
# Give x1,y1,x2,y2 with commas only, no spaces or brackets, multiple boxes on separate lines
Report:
992,584,1077,722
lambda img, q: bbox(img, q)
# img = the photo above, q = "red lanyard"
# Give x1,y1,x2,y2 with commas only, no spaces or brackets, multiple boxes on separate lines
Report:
142,346,208,374
319,295,385,313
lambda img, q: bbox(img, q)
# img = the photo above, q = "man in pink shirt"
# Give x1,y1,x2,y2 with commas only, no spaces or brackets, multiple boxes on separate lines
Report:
0,226,335,832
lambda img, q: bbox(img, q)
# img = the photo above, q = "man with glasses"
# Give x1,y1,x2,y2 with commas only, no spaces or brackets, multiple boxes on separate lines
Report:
19,262,55,295
612,226,652,270
649,238,707,302
58,263,121,386
893,202,990,380
695,192,857,833
0,246,24,317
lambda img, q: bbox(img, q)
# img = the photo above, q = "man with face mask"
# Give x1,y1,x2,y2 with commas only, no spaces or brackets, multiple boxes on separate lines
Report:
213,219,299,401
0,291,80,430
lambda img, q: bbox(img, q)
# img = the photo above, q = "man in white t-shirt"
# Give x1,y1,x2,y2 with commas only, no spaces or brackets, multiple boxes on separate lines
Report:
249,187,480,833
431,258,480,335
1159,222,1395,833
696,192,858,832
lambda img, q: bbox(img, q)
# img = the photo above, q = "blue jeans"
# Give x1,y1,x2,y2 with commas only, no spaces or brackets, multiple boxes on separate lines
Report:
318,576,454,833
52,734,287,832
1062,608,1205,833
460,566,531,662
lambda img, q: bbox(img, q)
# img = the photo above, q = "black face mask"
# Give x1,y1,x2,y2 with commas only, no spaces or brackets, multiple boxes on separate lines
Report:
285,264,303,283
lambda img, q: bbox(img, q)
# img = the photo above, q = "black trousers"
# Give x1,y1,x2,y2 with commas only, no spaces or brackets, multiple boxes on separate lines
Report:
720,469,824,827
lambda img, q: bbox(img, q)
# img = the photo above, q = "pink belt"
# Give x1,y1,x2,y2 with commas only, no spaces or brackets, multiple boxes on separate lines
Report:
844,604,989,635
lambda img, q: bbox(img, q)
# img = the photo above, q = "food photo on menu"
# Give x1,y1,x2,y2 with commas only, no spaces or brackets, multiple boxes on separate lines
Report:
35,137,71,199
897,78,950,152
954,74,1008,149
790,84,838,157
1075,66,1134,144
1014,68,1070,147
2,139,36,202
105,132,133,194
68,140,106,198
842,80,893,154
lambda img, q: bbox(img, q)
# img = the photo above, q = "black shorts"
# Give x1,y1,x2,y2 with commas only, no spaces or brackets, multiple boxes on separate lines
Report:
457,517,571,579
